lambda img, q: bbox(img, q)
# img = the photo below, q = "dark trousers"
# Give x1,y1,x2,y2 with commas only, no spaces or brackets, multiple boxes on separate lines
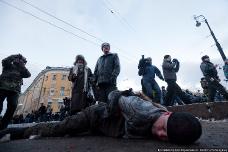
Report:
164,80,189,106
0,89,19,130
207,79,228,102
97,83,117,103
0,103,125,139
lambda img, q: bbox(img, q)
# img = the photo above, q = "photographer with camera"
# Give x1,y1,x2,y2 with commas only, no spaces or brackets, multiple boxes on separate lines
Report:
162,55,189,106
200,55,228,102
138,56,164,103
0,54,31,130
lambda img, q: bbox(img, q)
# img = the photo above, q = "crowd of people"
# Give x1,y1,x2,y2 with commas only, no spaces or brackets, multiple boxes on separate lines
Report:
9,97,71,124
138,54,228,106
0,42,227,144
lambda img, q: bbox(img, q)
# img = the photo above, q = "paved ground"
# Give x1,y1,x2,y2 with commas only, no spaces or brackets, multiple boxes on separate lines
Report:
0,120,227,152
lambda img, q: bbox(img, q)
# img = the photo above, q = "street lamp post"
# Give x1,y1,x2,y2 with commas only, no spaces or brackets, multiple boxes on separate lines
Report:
194,15,227,61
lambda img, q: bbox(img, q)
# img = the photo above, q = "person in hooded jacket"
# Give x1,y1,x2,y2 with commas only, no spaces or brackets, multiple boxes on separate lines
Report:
68,55,93,115
162,55,190,106
138,57,164,103
0,54,31,130
200,55,228,102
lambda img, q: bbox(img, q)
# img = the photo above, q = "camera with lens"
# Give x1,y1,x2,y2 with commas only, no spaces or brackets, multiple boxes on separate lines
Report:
13,54,27,65
138,55,151,69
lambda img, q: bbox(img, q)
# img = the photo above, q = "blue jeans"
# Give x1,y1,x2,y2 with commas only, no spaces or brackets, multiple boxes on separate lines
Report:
142,79,162,103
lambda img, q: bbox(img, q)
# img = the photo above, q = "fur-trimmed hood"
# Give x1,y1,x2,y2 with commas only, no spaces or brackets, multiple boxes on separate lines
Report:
74,54,87,65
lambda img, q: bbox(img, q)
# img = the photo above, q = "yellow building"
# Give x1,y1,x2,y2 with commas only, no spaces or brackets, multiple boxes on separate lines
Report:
16,66,72,115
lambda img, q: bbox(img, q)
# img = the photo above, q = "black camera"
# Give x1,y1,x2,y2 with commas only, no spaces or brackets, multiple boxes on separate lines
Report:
138,55,145,69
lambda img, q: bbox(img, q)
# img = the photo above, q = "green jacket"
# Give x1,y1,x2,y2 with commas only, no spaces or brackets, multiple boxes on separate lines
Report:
0,55,31,93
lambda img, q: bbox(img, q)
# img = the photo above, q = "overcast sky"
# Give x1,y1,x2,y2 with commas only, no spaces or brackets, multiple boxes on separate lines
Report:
0,0,228,96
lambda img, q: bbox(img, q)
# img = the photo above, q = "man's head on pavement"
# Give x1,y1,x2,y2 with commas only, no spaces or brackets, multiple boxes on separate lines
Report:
101,42,110,55
201,55,210,62
152,112,171,141
152,112,202,144
167,112,202,144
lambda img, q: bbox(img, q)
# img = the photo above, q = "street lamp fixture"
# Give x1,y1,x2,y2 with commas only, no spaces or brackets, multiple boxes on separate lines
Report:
194,15,227,61
195,21,201,27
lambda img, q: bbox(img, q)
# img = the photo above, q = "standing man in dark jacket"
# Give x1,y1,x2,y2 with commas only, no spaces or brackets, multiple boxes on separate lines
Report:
162,55,189,106
94,42,120,103
0,54,31,130
138,57,164,103
200,55,228,102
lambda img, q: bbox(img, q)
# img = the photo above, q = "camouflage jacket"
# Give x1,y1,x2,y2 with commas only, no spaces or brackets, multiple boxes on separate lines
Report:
0,55,31,93
118,96,167,138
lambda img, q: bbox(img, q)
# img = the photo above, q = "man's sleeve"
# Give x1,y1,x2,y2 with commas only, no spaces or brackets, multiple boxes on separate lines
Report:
154,66,164,79
138,67,144,76
68,68,74,81
162,62,175,70
112,54,120,78
174,61,180,72
93,59,99,82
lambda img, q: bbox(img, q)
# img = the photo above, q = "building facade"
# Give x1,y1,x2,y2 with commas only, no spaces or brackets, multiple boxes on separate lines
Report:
15,66,72,115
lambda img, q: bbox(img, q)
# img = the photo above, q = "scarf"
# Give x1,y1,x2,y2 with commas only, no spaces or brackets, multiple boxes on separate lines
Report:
72,63,89,92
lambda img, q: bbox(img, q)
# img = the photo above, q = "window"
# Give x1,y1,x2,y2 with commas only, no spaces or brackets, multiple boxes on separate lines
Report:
62,75,67,80
50,88,55,96
60,87,65,96
52,75,56,80
58,99,64,110
48,99,52,105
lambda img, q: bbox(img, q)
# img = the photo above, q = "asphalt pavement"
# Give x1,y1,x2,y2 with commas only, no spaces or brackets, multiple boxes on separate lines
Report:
0,120,227,152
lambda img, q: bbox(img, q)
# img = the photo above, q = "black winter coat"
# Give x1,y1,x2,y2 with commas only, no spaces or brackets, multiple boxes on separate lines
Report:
94,53,120,85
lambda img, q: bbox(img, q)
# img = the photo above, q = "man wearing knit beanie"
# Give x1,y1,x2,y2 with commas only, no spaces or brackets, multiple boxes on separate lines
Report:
166,112,202,144
0,90,202,145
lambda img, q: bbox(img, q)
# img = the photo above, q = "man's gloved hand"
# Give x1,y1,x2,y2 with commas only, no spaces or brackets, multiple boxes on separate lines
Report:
110,76,116,84
159,76,164,81
172,58,179,63
17,54,23,59
210,78,214,82
121,88,135,96
90,76,97,85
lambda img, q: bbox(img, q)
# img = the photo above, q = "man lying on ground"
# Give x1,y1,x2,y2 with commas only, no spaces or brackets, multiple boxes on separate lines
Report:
0,89,202,145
